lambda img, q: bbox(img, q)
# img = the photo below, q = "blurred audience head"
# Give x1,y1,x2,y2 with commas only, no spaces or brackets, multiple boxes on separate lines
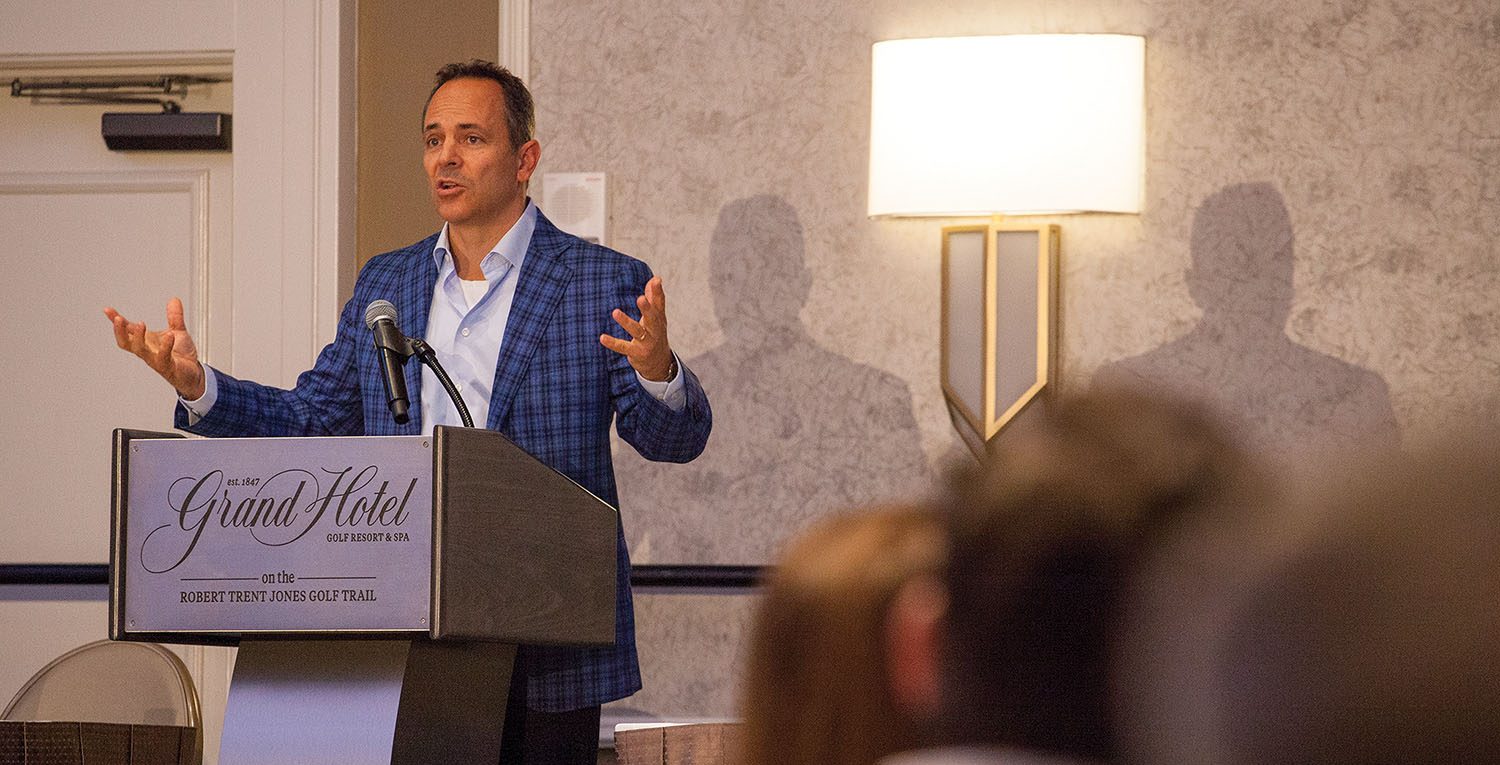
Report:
885,386,1261,762
1120,429,1500,764
741,504,946,765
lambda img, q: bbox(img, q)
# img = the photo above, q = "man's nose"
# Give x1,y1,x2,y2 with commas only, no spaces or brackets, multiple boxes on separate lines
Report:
436,139,459,165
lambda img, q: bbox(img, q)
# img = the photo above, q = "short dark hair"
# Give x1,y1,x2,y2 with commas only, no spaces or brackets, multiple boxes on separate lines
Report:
936,387,1259,759
423,59,534,148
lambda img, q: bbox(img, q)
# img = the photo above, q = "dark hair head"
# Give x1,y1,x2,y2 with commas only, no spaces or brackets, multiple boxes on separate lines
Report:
423,59,534,148
1128,429,1500,765
936,386,1259,759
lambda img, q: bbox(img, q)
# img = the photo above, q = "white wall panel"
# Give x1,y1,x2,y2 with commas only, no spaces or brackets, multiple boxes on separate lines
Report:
0,595,110,711
0,1,233,63
231,0,356,383
1,4,354,763
0,173,204,562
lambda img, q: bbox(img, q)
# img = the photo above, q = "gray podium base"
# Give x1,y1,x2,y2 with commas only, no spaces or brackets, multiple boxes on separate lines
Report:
220,639,515,765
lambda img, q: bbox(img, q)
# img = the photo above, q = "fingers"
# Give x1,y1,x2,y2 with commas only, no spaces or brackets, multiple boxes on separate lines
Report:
106,302,200,393
155,329,177,366
638,277,668,324
599,333,631,354
166,297,187,331
635,296,653,335
601,278,672,378
113,315,149,355
105,308,132,349
138,330,176,377
646,276,666,313
612,308,647,341
104,306,161,363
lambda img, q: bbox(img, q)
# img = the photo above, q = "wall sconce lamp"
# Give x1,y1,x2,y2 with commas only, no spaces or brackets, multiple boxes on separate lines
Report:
868,34,1144,454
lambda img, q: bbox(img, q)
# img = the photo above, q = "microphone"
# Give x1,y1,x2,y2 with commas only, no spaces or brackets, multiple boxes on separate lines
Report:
364,300,412,424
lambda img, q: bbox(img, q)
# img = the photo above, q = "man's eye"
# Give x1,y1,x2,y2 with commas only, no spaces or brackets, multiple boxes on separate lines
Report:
466,135,481,144
425,137,439,147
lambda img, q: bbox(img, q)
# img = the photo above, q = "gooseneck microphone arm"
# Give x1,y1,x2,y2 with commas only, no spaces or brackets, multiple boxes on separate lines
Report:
363,299,475,428
407,337,474,429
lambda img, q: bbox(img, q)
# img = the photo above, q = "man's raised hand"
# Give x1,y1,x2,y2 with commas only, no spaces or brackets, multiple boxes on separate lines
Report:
104,297,206,399
600,276,675,382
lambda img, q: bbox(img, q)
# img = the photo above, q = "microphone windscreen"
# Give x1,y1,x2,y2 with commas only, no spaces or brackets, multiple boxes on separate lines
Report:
364,299,399,330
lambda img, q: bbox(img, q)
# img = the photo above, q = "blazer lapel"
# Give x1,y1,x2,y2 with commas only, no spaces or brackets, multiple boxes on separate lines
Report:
396,235,440,435
488,213,573,430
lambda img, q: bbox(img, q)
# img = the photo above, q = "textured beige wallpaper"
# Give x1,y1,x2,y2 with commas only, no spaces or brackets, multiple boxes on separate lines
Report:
613,591,756,722
531,0,1500,718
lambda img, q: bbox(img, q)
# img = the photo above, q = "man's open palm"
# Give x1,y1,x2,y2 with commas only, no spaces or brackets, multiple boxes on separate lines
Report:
104,297,206,399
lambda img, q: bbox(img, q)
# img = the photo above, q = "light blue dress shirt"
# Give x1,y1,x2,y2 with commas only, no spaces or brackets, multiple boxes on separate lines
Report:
418,204,533,432
185,200,684,426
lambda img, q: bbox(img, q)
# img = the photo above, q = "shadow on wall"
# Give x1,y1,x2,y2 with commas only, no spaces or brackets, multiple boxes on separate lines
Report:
1096,182,1399,454
616,194,930,565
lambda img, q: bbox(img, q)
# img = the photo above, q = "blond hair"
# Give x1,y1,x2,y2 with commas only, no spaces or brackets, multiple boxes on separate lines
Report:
740,505,944,765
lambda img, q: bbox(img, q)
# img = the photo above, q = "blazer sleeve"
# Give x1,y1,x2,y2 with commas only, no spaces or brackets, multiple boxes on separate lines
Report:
173,294,367,437
607,259,712,463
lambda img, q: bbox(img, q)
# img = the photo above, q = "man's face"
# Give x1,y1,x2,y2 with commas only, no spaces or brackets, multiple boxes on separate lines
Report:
422,77,536,230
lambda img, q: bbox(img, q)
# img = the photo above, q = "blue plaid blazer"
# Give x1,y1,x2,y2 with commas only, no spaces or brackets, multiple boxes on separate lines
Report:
177,211,713,710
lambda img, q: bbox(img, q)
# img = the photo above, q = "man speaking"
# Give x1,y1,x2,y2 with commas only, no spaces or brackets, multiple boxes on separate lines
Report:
105,60,712,765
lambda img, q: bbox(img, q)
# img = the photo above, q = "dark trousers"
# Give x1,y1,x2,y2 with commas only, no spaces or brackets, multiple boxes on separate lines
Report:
499,660,601,765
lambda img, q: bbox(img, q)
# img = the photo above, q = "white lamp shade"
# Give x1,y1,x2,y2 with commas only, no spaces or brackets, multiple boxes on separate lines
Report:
868,34,1145,217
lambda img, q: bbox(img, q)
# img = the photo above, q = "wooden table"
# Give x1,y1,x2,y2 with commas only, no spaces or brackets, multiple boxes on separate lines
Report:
614,723,743,765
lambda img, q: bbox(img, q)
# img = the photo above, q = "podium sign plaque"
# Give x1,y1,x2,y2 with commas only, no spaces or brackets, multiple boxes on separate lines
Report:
109,426,621,763
119,435,433,635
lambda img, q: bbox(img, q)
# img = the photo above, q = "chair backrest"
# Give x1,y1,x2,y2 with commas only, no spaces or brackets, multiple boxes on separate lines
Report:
2,640,200,729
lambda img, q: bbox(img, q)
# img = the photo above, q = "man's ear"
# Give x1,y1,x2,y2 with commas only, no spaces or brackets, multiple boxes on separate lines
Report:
517,139,541,183
885,574,947,717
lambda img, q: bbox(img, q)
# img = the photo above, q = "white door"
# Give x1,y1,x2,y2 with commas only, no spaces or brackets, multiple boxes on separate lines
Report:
0,4,354,763
0,61,237,764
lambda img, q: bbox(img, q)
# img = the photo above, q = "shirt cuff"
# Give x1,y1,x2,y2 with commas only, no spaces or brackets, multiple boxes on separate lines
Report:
179,364,219,425
636,353,686,412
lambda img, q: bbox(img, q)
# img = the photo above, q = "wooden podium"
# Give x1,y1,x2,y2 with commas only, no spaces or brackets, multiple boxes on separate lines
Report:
109,426,619,764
